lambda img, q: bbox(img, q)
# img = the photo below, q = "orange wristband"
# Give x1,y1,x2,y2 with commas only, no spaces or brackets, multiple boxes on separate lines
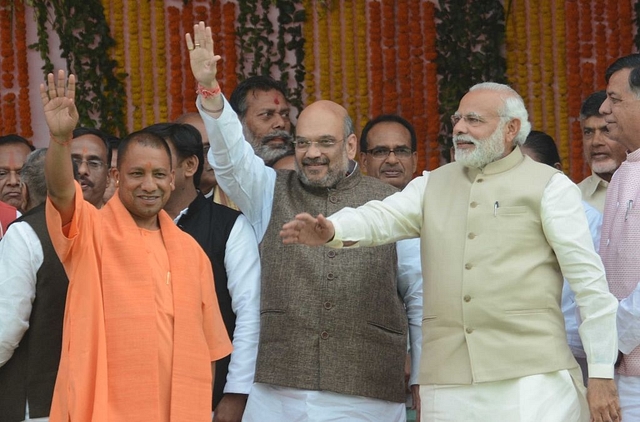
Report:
197,83,221,99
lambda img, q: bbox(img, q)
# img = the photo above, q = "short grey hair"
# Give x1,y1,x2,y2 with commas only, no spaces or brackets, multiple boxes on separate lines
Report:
20,148,48,208
343,115,355,141
469,82,531,145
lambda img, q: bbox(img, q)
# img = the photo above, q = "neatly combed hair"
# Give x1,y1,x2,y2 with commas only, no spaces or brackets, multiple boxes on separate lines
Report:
360,114,417,152
580,91,607,120
143,123,204,188
20,148,48,206
117,130,172,170
605,54,640,98
469,82,531,145
523,130,561,168
0,134,34,151
229,75,289,119
72,127,113,167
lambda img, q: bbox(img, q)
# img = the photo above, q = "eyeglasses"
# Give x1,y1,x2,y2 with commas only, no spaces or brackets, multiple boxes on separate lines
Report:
366,146,413,159
451,113,505,127
0,169,21,181
72,158,106,171
294,137,344,151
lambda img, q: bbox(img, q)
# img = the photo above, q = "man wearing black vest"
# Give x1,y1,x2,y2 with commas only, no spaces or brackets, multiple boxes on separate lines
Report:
145,123,260,422
186,22,422,421
0,128,111,422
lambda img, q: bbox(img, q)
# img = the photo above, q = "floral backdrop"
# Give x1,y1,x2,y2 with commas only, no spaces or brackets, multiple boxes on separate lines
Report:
0,0,637,181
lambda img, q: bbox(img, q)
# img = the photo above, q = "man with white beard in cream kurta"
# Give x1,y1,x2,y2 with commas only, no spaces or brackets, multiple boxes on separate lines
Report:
281,82,621,422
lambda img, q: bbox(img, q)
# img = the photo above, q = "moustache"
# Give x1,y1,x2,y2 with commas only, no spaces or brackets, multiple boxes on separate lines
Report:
452,135,479,145
302,157,329,166
261,130,293,147
78,176,95,188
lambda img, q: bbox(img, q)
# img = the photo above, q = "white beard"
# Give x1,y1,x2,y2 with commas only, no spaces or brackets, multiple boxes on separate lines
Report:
454,124,506,169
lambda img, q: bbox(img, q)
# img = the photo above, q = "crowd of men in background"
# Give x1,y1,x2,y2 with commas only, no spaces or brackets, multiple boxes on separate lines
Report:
0,21,637,422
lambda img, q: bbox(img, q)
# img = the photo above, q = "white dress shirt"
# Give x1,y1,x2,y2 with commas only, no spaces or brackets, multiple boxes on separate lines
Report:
173,210,260,395
327,171,618,379
0,221,42,367
201,96,421,416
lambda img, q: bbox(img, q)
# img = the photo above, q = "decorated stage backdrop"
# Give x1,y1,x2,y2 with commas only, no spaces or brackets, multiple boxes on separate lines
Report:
0,0,637,181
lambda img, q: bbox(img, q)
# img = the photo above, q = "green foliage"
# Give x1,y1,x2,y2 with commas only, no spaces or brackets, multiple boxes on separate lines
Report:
28,0,127,136
436,0,507,148
236,0,306,112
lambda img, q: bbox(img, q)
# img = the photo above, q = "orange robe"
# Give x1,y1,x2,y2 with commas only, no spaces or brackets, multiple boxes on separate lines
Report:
46,183,232,422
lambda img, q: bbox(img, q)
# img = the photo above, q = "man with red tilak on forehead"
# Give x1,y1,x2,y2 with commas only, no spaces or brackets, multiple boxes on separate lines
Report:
40,69,232,422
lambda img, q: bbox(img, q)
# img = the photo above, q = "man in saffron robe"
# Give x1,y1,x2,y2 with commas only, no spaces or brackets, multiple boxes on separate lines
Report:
41,70,232,422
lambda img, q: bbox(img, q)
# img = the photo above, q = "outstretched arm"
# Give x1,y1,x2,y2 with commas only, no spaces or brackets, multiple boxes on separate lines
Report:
41,70,79,225
186,22,223,117
280,213,335,246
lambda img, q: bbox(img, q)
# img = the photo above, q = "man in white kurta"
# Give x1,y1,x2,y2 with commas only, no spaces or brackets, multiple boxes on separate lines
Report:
281,83,621,422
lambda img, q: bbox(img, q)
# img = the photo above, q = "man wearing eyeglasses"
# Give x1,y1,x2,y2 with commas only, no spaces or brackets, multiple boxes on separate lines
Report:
281,82,621,422
70,127,112,209
360,114,418,190
187,22,422,422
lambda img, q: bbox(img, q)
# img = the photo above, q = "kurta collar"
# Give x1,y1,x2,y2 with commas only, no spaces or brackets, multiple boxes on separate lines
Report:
626,148,640,162
464,146,523,180
581,172,608,198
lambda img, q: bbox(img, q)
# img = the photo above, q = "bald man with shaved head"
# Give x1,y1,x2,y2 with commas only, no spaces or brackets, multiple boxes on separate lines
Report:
187,22,422,422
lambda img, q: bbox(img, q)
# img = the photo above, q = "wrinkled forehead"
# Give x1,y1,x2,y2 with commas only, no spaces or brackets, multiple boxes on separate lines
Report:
0,143,31,167
457,90,504,116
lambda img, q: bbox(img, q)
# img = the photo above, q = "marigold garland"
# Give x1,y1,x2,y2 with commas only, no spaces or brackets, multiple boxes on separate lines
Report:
317,4,330,99
355,0,368,131
408,0,425,173
368,1,382,117
303,0,316,104
529,0,543,130
514,0,529,94
155,1,168,122
343,0,357,122
565,0,581,176
127,1,143,130
168,6,184,120
0,0,16,134
424,1,439,170
140,1,154,125
182,2,197,113
606,0,620,61
594,1,607,90
619,0,633,55
381,1,397,113
15,0,31,138
328,3,342,103
541,0,555,137
552,0,569,175
222,3,239,94
397,1,410,119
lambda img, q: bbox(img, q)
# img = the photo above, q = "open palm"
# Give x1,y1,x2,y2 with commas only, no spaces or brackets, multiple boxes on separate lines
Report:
40,70,78,140
186,22,221,87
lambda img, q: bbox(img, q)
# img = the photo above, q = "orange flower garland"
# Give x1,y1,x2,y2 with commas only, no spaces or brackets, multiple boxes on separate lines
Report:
1,0,16,134
514,0,529,94
155,1,168,122
303,0,316,104
141,0,154,125
15,0,31,138
328,3,342,103
529,0,543,130
168,6,184,120
397,1,411,119
408,0,424,173
594,0,607,91
368,1,383,117
553,0,571,177
317,5,330,100
541,0,555,136
355,0,368,130
619,0,633,56
128,1,143,130
182,2,197,113
222,3,238,94
565,0,581,176
381,1,397,113
606,0,620,61
423,2,439,170
343,0,357,122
